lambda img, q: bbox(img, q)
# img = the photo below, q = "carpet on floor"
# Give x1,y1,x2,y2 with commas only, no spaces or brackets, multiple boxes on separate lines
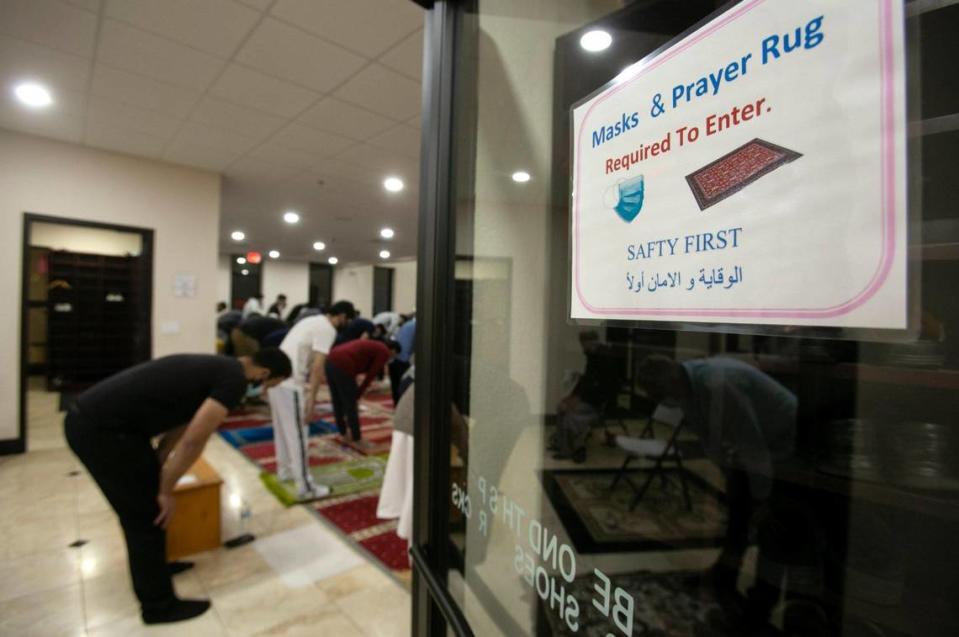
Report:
539,569,726,636
223,385,410,575
542,467,727,554
313,493,410,571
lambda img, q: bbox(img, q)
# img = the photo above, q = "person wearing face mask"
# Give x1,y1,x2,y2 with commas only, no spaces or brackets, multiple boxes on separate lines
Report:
64,349,292,625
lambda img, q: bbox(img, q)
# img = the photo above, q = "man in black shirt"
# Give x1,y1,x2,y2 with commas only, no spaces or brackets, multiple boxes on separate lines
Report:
65,349,292,625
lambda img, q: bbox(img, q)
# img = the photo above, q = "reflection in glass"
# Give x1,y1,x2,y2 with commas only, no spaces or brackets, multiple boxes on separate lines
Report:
436,1,959,636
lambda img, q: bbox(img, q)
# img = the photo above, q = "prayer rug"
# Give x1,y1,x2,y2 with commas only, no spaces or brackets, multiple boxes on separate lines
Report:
540,569,725,637
313,493,410,572
685,138,801,210
542,468,727,553
223,382,409,576
261,456,387,506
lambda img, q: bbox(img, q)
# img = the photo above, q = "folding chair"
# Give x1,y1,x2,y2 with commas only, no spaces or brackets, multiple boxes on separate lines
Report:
608,404,692,511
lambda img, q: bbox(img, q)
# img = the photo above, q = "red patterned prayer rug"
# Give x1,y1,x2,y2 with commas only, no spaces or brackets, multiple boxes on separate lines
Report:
685,138,801,210
314,494,410,573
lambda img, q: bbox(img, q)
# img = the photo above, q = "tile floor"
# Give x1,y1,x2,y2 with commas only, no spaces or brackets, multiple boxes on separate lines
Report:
0,384,411,637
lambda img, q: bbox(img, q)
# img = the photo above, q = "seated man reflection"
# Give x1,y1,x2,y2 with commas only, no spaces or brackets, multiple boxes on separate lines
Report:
550,331,620,463
636,355,800,631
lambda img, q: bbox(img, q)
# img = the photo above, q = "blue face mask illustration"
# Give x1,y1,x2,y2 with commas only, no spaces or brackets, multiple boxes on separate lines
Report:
613,174,645,223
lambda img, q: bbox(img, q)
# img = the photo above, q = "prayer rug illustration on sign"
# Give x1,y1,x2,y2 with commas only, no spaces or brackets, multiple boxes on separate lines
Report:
684,138,801,210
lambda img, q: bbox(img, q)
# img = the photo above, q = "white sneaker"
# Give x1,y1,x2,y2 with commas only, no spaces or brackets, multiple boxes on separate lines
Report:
297,484,330,501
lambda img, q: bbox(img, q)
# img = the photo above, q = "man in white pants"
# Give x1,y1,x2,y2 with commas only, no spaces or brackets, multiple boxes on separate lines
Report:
272,300,355,499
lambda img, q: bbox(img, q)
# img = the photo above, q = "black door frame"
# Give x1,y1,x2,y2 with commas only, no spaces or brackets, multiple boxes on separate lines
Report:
411,1,473,636
9,213,154,455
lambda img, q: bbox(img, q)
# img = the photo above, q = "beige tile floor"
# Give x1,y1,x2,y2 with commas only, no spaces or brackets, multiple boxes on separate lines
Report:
0,384,411,637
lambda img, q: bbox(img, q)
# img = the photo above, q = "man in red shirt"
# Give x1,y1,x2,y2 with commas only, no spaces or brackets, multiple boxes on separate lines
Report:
326,339,401,442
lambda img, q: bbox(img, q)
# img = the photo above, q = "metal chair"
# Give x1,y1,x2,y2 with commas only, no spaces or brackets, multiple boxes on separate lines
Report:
608,404,692,511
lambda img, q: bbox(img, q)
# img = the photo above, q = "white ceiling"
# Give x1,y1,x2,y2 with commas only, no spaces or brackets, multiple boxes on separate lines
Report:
0,0,424,264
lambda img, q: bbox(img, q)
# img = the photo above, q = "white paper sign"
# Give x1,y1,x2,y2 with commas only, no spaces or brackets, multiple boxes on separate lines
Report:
174,273,197,299
570,0,907,329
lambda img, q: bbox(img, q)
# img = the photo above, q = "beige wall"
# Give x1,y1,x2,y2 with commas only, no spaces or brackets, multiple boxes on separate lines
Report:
0,129,221,442
31,221,143,256
262,260,309,314
391,260,417,314
333,264,373,314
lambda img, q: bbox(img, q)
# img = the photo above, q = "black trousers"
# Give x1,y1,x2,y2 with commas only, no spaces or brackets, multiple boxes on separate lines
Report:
388,359,411,406
326,361,361,441
65,409,175,611
720,468,815,617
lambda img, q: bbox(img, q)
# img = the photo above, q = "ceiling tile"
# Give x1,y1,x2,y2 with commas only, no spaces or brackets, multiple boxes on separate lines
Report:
164,137,239,172
0,87,86,144
210,64,319,118
235,0,271,10
225,157,305,183
366,124,419,159
65,0,100,13
247,139,321,171
297,97,395,141
333,63,419,121
236,18,366,93
0,35,91,93
97,19,225,90
63,0,101,12
0,0,97,58
190,96,286,141
85,96,182,139
378,29,422,80
270,123,355,158
335,143,417,179
172,121,262,155
104,0,260,59
89,64,202,119
271,0,423,59
312,158,380,187
85,123,167,158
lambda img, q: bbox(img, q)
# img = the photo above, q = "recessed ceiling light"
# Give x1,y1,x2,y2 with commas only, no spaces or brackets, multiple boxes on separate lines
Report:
268,250,280,259
328,256,339,265
241,268,250,276
580,29,612,52
14,81,53,108
231,230,245,241
380,227,395,239
511,171,531,183
283,210,300,224
379,250,391,259
383,176,404,192
236,257,246,265
313,241,326,251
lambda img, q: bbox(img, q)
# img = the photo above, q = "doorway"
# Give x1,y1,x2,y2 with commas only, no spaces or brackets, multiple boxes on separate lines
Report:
309,262,334,309
373,266,395,316
19,213,153,453
230,253,262,309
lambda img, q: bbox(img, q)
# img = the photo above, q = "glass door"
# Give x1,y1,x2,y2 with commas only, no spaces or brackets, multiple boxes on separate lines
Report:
413,1,959,636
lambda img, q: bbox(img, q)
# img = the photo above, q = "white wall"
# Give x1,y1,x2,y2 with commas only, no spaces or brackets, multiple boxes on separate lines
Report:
216,254,231,307
391,260,417,314
333,264,373,315
261,260,309,314
31,222,143,256
0,130,221,442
